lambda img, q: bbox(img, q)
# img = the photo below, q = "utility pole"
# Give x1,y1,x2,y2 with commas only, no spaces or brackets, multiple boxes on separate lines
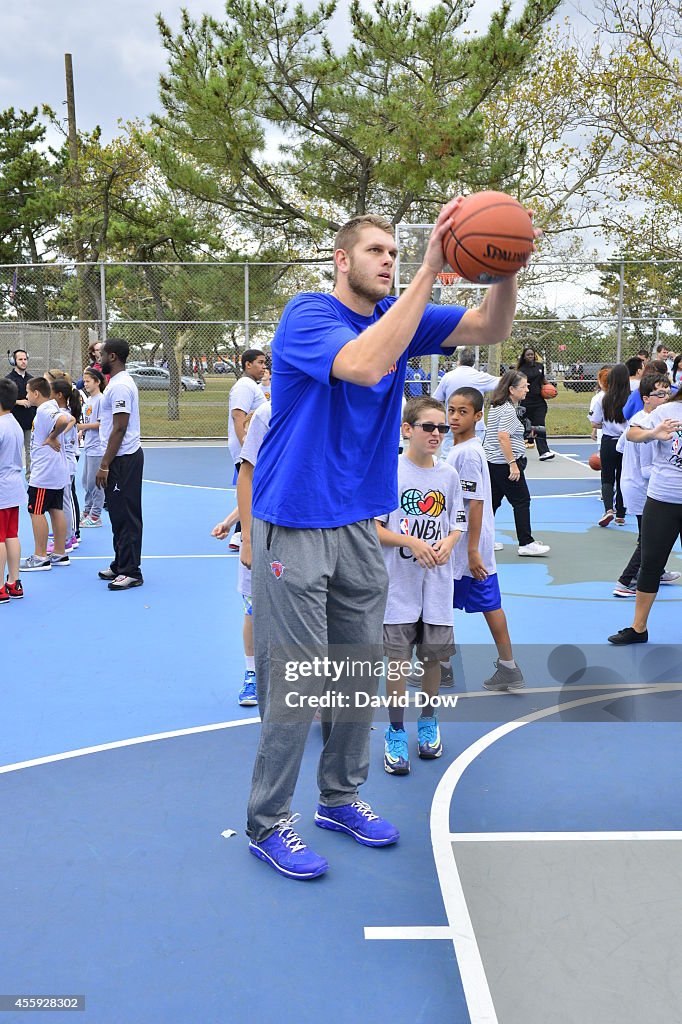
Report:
65,53,90,367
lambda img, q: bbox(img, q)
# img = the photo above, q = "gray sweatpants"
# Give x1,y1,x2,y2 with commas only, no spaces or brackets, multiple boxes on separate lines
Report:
246,516,389,842
82,454,105,517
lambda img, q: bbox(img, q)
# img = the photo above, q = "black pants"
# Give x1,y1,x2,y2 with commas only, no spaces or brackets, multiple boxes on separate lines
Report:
71,461,80,538
638,497,682,593
618,514,643,587
600,435,625,517
106,448,144,580
523,399,549,456
488,458,534,547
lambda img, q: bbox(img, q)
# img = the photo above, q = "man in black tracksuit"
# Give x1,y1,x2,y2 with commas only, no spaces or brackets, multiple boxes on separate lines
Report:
5,349,36,477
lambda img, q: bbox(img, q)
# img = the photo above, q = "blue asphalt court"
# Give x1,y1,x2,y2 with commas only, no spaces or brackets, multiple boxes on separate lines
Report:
2,440,681,1024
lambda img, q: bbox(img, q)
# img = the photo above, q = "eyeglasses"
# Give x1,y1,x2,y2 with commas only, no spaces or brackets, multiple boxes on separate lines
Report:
412,422,450,434
650,390,670,398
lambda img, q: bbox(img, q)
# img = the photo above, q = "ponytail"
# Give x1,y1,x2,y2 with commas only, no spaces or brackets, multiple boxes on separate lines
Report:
50,377,82,421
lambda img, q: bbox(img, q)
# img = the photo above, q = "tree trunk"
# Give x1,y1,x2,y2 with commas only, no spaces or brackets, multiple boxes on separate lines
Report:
143,266,180,420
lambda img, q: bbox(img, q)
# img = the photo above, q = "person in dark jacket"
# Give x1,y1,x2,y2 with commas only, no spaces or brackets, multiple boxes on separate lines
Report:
516,345,554,461
5,349,36,478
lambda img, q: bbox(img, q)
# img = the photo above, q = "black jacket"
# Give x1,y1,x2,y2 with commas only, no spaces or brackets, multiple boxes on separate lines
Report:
5,368,36,431
519,361,546,402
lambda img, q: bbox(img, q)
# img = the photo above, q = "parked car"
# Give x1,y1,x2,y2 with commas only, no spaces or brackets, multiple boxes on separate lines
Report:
213,359,238,374
563,362,613,393
128,366,205,391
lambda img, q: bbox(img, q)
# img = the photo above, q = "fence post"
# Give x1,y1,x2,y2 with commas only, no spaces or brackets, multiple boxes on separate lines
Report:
244,262,250,348
616,260,624,362
99,262,107,341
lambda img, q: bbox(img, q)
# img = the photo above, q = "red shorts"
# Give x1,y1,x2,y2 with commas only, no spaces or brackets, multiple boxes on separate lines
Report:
0,506,19,542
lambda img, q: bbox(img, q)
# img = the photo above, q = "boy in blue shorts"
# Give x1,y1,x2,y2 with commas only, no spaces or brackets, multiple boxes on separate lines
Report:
447,387,525,690
377,396,465,774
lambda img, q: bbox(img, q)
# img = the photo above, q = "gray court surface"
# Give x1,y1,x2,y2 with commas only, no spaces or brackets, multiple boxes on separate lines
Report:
455,839,682,1024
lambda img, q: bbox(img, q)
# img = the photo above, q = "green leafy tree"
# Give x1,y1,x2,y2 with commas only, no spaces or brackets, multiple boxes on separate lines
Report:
150,0,562,253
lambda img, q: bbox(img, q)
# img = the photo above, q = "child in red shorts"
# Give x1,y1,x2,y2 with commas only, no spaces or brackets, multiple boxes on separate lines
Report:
0,379,27,601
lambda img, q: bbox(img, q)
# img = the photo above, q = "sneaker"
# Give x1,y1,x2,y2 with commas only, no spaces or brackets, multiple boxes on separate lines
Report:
383,726,410,775
417,716,443,759
108,575,143,590
68,535,79,549
483,659,526,691
0,584,9,604
614,517,626,525
79,512,91,526
228,531,242,552
238,671,258,707
248,814,328,880
20,554,51,572
98,568,117,580
613,584,636,598
6,579,23,599
49,554,71,567
315,800,399,847
538,451,556,461
46,538,55,554
440,662,454,688
494,541,504,552
525,440,535,448
599,510,615,527
660,571,681,585
80,516,101,528
518,541,550,556
607,626,648,645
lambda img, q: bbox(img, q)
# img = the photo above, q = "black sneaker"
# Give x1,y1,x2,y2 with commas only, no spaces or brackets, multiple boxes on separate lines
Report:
440,663,454,688
607,627,648,645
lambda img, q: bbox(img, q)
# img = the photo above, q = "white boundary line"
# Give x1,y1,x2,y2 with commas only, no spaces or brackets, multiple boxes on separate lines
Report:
449,830,682,842
365,926,453,940
143,478,234,491
0,717,260,776
70,553,239,560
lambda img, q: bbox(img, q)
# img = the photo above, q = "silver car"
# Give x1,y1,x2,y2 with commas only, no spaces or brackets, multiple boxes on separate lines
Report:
128,366,205,391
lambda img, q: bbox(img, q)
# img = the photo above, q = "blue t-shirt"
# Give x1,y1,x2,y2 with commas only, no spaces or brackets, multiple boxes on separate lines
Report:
251,293,466,528
624,383,678,420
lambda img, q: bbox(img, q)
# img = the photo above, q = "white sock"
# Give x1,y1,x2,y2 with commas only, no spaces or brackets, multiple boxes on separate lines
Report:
499,658,516,669
245,656,255,672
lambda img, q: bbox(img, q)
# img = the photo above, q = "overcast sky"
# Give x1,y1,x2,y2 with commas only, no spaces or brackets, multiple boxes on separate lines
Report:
2,0,571,142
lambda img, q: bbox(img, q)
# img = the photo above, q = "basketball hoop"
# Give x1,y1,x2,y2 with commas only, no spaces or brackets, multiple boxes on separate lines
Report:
436,272,460,287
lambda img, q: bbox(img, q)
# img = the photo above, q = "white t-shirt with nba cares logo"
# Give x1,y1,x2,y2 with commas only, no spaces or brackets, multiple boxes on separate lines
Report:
447,436,496,579
82,392,105,456
377,455,466,627
646,403,682,503
29,399,70,490
99,371,141,456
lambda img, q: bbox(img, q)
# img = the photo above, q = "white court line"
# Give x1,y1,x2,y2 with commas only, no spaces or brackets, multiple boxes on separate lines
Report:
528,490,598,499
143,478,234,491
70,553,240,560
450,831,682,842
366,926,453,940
551,449,593,469
0,717,260,776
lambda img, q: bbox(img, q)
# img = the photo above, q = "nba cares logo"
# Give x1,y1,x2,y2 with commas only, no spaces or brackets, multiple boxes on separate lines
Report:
270,560,285,578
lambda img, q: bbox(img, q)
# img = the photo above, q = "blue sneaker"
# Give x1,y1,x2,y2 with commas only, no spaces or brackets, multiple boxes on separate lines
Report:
249,814,328,880
417,715,443,759
314,800,399,847
383,726,410,775
238,671,258,706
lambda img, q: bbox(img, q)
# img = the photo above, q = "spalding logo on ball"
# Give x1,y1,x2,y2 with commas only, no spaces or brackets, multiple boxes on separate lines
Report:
442,191,534,284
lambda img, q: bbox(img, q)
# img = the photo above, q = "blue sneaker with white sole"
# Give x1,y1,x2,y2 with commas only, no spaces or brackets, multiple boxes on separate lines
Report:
248,814,328,880
383,726,410,775
238,670,258,706
417,715,443,759
314,800,399,846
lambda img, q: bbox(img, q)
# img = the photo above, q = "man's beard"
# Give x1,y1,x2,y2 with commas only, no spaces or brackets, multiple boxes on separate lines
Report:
347,262,392,305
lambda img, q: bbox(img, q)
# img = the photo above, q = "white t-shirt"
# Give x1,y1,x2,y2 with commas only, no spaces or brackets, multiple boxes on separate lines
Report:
82,392,105,456
618,409,653,516
483,402,525,463
629,378,642,391
228,377,265,462
99,371,141,456
433,365,499,438
447,437,496,578
588,393,626,437
0,413,27,510
61,414,78,473
29,400,70,490
646,403,682,503
236,402,272,599
377,456,465,627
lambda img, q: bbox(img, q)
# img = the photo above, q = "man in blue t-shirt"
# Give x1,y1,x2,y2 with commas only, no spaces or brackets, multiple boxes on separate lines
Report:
246,200,533,880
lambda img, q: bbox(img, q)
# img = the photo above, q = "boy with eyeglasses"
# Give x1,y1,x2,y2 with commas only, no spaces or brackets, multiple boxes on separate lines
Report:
613,374,681,597
376,396,465,775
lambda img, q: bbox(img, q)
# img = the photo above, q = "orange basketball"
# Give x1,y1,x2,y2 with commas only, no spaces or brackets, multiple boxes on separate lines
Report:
541,382,557,400
442,191,534,284
588,452,601,471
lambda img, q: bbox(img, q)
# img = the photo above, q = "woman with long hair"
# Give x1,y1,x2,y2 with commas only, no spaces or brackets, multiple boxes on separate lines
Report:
516,345,553,460
608,387,682,644
483,370,550,557
588,362,630,526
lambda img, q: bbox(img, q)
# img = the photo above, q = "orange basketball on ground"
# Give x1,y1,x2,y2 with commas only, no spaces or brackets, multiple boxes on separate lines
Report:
588,452,601,471
541,382,557,400
442,191,534,284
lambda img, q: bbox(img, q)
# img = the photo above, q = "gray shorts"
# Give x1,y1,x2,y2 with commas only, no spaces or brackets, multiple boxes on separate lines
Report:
383,620,455,663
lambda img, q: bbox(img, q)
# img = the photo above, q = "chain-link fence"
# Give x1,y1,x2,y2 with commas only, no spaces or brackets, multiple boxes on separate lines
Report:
2,259,681,437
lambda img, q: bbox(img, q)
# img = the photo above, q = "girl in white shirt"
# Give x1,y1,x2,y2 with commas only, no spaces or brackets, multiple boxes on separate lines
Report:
50,378,82,551
588,362,629,527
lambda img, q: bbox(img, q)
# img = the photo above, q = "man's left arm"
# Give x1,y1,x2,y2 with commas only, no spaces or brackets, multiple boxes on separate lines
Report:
97,412,129,488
